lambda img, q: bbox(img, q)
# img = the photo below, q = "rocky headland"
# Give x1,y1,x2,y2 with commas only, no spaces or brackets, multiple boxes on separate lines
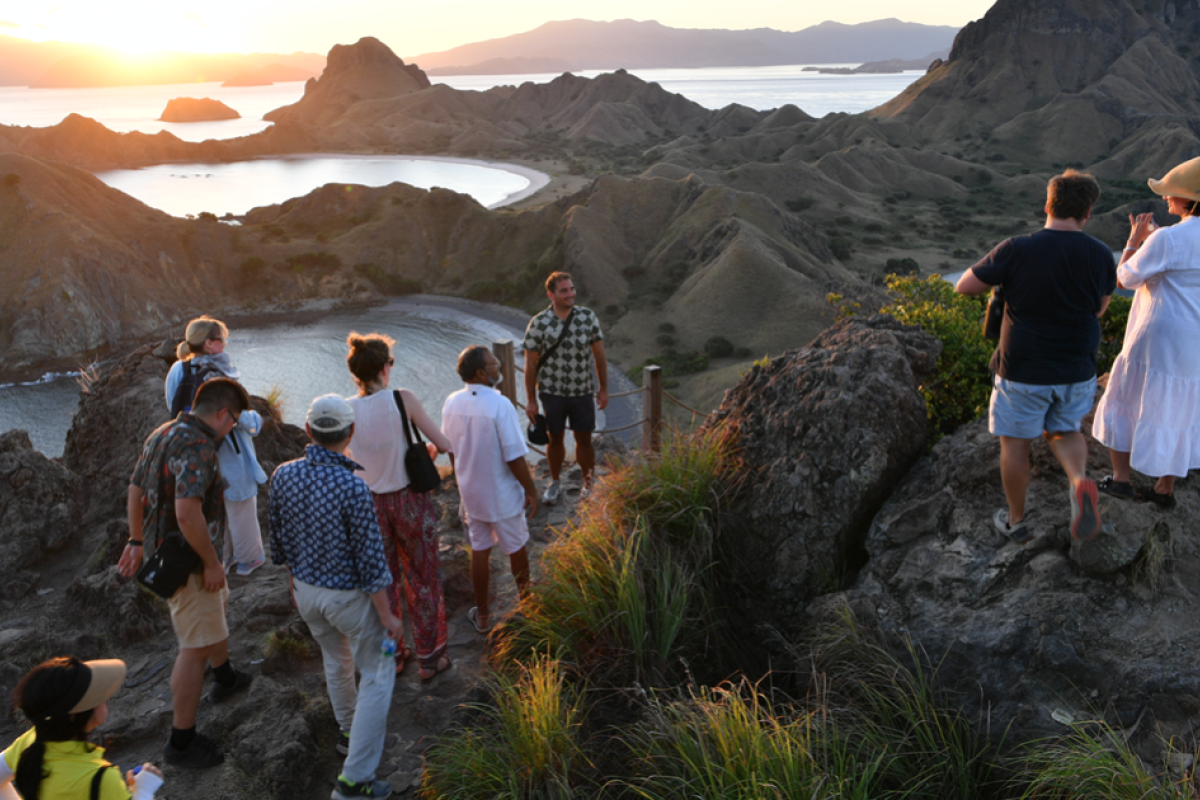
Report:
159,97,241,122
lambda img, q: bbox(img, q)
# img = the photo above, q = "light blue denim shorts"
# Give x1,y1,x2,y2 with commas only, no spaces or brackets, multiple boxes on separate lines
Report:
988,375,1097,438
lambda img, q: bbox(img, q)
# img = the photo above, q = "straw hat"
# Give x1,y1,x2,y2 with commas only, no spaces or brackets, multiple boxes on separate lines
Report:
1148,157,1200,202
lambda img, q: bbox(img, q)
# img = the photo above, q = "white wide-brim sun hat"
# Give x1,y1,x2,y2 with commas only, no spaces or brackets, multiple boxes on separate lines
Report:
1148,156,1200,202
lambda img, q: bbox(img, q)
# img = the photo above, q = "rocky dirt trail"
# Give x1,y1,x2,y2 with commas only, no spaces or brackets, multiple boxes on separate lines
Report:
0,340,618,799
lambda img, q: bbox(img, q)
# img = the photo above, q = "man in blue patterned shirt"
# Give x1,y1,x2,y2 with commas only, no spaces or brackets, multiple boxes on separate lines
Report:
268,394,402,800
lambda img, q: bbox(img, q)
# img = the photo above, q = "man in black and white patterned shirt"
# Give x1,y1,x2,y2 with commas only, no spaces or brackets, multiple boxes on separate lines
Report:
523,271,608,504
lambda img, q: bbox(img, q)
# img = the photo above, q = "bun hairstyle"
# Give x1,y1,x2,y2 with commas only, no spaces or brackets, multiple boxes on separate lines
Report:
176,315,229,361
346,332,395,392
13,657,98,799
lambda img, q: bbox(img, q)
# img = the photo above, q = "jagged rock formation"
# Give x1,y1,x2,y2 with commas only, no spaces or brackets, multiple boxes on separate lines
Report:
0,148,847,379
159,97,240,122
711,315,940,626
711,314,1200,756
871,0,1200,177
265,37,431,127
0,429,83,599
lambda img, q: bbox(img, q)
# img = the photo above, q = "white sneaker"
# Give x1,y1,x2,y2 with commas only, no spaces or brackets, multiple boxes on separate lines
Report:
542,480,561,505
580,476,594,500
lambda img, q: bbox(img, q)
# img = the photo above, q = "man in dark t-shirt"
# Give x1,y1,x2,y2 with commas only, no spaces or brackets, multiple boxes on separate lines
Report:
957,170,1116,545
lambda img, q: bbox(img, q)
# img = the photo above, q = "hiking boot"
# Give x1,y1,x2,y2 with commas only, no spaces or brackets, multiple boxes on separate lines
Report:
542,480,561,506
993,509,1032,545
1070,479,1101,542
336,730,351,756
210,669,252,704
332,777,393,799
164,733,225,769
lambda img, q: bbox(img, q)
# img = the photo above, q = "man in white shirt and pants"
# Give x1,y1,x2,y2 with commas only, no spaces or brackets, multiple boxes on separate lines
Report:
441,345,538,633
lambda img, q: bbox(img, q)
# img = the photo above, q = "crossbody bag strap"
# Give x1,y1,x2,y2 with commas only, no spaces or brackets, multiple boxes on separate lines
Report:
533,307,575,382
392,390,426,448
90,763,116,800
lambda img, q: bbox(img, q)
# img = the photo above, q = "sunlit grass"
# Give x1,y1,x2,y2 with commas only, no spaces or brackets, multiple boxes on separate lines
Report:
492,425,737,686
421,656,589,799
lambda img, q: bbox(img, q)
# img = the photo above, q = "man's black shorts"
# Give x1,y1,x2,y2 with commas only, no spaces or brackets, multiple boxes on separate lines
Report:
540,392,595,436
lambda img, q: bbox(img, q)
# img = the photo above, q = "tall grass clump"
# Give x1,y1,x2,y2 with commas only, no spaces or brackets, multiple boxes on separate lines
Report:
1017,721,1199,799
493,425,738,686
625,680,881,800
803,607,1001,799
421,656,590,799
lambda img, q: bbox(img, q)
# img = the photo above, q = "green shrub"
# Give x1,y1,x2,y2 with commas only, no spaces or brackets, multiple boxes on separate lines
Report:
886,257,920,275
1099,294,1132,375
354,263,422,296
703,336,735,358
239,256,266,283
631,350,708,381
879,274,994,437
197,211,217,222
785,196,815,212
285,251,341,272
829,236,853,260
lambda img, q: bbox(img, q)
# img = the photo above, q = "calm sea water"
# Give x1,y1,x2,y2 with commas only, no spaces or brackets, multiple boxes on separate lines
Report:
0,299,555,458
0,64,923,143
92,155,538,217
437,65,925,118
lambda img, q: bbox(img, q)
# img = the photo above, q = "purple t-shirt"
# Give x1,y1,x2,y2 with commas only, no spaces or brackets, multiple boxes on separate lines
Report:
971,229,1116,385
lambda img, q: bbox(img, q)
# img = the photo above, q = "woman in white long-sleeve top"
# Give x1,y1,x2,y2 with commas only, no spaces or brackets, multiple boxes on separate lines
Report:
1093,158,1200,510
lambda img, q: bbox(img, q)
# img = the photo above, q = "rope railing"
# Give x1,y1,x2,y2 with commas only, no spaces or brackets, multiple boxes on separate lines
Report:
662,390,709,419
603,418,650,434
608,387,642,398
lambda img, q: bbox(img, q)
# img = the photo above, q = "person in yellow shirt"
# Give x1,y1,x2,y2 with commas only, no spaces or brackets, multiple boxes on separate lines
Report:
0,657,164,800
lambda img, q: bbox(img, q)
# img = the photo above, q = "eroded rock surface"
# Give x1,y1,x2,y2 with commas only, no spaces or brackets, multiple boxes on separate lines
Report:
812,412,1200,754
711,314,940,630
0,429,83,599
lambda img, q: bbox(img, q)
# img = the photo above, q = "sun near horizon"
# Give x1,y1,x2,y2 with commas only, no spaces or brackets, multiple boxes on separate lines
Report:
6,0,994,58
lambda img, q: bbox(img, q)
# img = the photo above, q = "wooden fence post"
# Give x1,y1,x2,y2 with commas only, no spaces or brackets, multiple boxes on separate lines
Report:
643,365,662,452
492,340,517,409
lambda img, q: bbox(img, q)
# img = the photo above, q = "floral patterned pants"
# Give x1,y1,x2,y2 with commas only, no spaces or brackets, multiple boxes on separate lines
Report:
373,488,447,670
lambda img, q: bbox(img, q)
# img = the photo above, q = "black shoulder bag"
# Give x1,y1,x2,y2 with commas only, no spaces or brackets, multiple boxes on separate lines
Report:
393,390,442,493
983,286,1005,341
136,529,201,599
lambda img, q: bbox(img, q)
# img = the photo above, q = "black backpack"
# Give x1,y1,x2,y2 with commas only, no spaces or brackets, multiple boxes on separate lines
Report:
170,360,220,417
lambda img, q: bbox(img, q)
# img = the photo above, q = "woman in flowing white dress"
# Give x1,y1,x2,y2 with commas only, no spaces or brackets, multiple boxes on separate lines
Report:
1092,157,1200,510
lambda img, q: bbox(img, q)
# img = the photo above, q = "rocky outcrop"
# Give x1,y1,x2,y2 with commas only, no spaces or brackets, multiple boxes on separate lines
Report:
711,315,940,629
62,342,306,529
870,0,1200,175
0,429,83,600
159,97,240,122
265,37,430,127
808,409,1200,753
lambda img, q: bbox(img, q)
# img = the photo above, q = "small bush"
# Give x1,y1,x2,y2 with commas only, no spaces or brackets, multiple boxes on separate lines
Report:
886,257,920,275
354,263,422,295
286,251,341,272
829,236,853,260
879,274,993,437
703,336,735,358
238,256,266,283
785,196,815,212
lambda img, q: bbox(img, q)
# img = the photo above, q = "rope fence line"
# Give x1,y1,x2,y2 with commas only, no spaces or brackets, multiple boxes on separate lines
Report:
607,387,642,398
603,418,650,434
662,390,709,419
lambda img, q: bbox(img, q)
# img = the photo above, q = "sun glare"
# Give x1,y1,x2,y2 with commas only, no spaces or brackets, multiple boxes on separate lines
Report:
21,1,245,54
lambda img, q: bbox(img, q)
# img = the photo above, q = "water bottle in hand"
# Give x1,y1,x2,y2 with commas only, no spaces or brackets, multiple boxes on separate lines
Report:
380,636,398,657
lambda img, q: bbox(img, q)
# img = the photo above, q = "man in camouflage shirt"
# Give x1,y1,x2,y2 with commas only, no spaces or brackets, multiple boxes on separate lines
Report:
118,378,253,769
523,271,608,503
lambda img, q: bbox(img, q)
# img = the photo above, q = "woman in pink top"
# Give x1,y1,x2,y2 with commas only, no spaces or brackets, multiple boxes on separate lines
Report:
345,333,454,680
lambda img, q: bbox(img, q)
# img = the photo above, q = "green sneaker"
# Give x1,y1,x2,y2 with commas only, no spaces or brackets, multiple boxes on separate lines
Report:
332,776,392,799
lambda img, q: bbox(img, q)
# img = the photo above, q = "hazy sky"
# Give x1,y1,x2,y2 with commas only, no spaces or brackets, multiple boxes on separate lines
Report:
2,0,996,57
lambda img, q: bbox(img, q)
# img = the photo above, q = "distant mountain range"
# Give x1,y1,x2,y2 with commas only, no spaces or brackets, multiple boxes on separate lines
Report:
411,18,960,74
0,35,325,87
